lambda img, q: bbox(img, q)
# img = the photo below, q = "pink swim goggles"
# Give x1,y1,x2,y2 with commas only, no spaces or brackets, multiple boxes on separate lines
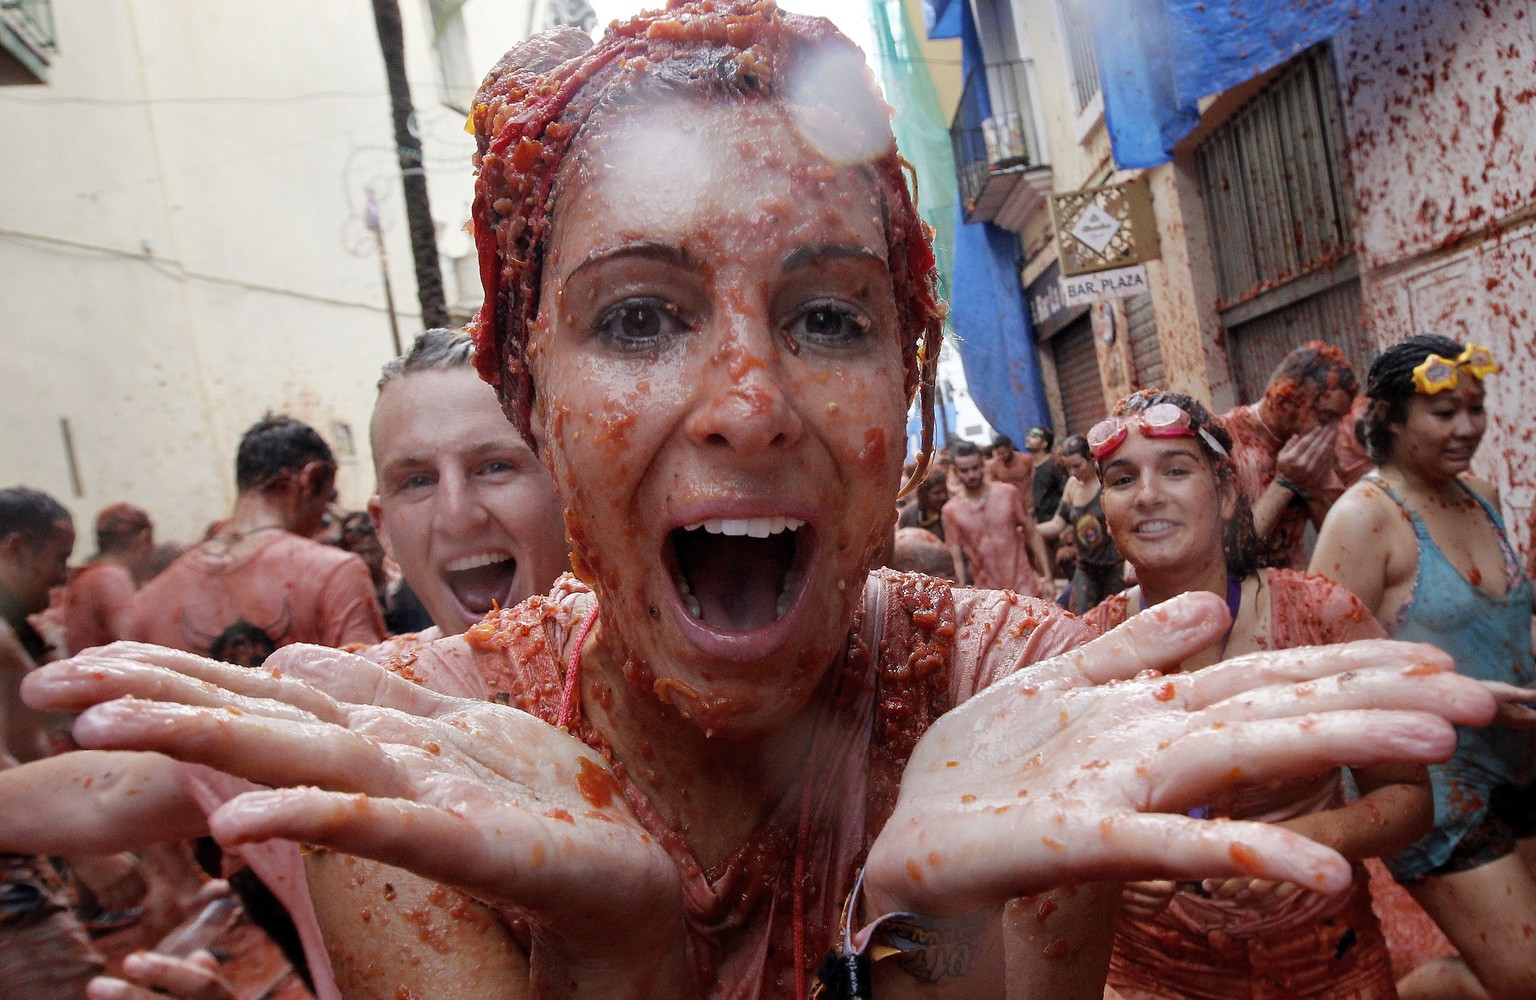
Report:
1087,402,1230,462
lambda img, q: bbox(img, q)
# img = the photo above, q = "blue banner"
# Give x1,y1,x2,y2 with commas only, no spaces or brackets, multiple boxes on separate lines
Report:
1091,0,1377,168
923,0,961,39
948,202,1051,444
942,0,1050,445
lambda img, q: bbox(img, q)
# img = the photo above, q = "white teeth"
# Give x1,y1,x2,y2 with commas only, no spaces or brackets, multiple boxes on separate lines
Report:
444,551,514,572
682,592,702,619
682,516,806,537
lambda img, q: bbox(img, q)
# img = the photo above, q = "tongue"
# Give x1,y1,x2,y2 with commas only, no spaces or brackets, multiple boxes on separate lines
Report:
447,558,517,615
676,531,792,632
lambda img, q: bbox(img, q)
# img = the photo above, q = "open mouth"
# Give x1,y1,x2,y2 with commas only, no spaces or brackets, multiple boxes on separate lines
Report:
444,551,519,616
667,517,813,633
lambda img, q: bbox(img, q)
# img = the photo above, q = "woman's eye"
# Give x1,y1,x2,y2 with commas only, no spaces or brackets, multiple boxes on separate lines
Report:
595,298,683,347
786,301,871,345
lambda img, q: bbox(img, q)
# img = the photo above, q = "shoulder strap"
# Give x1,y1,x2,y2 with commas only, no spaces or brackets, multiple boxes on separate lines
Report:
1363,472,1431,539
862,570,957,843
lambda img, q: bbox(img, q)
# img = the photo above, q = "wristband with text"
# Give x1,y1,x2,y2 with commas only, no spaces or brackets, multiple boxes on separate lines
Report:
809,870,945,999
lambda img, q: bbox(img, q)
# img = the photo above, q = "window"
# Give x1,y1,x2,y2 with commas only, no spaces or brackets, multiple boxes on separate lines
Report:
426,0,477,114
1052,0,1101,117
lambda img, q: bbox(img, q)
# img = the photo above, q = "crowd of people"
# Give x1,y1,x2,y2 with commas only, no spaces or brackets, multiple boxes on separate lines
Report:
0,3,1531,999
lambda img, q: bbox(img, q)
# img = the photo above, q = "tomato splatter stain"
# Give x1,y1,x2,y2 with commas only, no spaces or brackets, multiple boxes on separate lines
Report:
576,756,620,808
1228,842,1262,874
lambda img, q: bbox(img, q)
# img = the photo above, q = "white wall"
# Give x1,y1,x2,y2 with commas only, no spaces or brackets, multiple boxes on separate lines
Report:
0,0,532,546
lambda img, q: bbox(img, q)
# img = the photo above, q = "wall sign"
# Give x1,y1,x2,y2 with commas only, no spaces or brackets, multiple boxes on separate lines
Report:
1061,263,1151,306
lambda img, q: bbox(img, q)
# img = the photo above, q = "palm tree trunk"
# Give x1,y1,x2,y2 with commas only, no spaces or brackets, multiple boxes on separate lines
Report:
371,0,449,330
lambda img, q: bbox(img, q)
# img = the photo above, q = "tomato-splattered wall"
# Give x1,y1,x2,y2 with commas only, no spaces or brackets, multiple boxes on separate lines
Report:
1335,0,1536,553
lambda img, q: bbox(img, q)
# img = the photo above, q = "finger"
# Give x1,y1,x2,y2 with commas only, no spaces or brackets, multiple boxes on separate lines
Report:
86,977,157,1000
1185,641,1459,707
1087,812,1352,894
901,810,1352,912
1200,877,1247,899
1495,703,1536,728
262,643,460,717
26,651,346,721
72,698,414,796
1147,710,1457,809
115,951,233,1000
1055,591,1230,685
24,659,342,726
1484,680,1536,703
1197,660,1495,726
207,789,575,909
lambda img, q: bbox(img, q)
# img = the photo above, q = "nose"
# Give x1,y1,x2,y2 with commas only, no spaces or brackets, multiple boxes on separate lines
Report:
435,467,489,531
683,324,805,455
1132,470,1165,507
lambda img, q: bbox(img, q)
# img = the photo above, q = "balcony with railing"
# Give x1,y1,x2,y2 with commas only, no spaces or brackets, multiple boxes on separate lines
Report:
1,0,56,84
950,59,1051,225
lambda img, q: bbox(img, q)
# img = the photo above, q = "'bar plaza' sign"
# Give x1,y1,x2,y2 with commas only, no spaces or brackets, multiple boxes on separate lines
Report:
1060,263,1150,306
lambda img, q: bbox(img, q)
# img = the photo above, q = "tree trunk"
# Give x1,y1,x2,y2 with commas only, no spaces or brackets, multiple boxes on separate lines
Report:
370,0,449,330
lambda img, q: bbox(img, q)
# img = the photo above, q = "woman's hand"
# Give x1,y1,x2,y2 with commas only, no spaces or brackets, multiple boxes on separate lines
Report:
1119,880,1177,919
24,642,692,996
86,951,236,1000
865,591,1495,919
1485,680,1536,729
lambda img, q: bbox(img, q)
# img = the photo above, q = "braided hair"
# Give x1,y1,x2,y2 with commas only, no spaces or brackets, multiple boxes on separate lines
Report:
1357,334,1468,464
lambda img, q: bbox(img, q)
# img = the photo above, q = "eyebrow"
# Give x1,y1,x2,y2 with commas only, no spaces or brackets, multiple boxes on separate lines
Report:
1103,445,1204,473
781,243,885,274
564,240,697,284
381,440,530,474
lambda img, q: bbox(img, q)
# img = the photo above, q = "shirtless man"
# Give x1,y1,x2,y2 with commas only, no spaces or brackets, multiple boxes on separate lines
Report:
1221,342,1359,570
0,331,571,1000
127,416,385,660
362,328,570,650
941,440,1052,596
63,503,154,655
0,488,105,998
984,434,1034,513
0,489,74,766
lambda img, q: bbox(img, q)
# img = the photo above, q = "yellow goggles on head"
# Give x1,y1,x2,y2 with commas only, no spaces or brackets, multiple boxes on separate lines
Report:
1411,343,1501,394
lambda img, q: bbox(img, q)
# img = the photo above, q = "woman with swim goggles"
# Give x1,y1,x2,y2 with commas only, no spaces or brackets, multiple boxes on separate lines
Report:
1085,390,1419,1000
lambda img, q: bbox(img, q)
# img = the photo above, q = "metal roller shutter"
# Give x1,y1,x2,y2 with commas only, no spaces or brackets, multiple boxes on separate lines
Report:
1053,314,1107,435
1125,293,1163,391
1227,278,1372,401
1197,44,1373,402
